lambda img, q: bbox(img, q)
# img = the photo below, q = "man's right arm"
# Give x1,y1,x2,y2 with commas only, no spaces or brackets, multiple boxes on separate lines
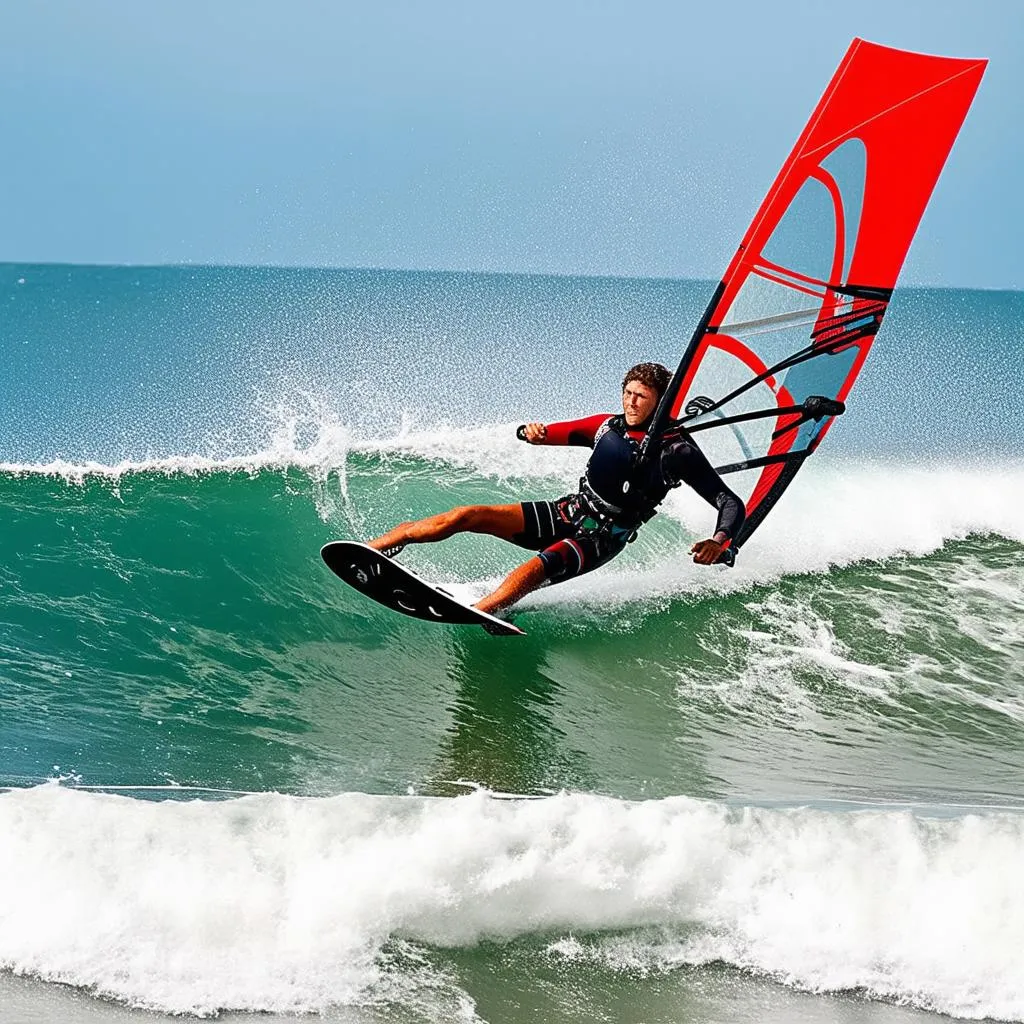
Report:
517,413,611,447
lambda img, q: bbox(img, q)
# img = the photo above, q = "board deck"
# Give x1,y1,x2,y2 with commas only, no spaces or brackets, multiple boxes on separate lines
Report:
320,541,525,636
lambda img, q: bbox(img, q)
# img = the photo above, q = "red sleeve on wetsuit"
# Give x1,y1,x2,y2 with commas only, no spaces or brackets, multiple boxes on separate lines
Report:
541,414,612,447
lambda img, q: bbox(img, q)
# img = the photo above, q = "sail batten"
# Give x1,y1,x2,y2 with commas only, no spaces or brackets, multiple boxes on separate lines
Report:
719,307,821,333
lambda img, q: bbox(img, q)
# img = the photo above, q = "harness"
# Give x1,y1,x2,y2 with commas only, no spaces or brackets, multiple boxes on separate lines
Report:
574,415,662,542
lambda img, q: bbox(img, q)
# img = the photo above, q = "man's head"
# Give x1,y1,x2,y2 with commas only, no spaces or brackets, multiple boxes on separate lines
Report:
621,362,671,428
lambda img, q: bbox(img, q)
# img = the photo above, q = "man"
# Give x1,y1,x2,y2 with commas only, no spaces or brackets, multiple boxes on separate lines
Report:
369,362,745,615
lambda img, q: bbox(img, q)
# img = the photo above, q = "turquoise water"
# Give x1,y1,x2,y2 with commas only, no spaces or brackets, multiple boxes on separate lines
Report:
1,264,1023,1022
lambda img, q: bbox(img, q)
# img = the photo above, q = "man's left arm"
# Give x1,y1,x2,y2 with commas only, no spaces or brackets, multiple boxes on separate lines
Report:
662,440,746,564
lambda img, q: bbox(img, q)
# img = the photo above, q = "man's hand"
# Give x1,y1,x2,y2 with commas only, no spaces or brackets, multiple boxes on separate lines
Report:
691,538,726,565
522,422,547,444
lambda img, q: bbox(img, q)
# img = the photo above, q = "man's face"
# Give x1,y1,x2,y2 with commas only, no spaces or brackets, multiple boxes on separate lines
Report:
622,380,659,427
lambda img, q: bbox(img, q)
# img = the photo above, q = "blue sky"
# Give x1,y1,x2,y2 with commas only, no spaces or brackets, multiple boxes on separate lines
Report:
1,1,1020,286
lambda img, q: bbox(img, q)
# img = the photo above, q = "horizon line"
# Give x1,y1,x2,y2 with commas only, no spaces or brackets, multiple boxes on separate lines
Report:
0,259,1018,294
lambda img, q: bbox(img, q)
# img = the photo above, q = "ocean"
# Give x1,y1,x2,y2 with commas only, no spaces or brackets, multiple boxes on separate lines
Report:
1,262,1022,1023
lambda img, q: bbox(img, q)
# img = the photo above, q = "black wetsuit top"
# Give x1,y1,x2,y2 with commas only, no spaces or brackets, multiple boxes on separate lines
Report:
537,412,745,542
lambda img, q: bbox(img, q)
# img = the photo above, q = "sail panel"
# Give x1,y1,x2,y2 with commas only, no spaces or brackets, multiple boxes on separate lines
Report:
654,39,986,549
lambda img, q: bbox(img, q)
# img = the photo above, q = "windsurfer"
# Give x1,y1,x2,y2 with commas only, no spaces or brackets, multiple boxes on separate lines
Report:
368,363,744,614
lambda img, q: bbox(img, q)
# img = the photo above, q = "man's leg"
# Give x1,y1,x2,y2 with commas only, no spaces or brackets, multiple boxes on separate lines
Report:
474,556,547,615
477,531,629,615
368,504,526,553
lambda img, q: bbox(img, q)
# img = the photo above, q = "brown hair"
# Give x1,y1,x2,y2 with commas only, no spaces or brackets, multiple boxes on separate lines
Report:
622,362,672,398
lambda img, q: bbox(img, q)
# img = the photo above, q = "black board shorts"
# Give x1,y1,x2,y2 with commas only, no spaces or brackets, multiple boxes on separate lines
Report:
513,497,630,581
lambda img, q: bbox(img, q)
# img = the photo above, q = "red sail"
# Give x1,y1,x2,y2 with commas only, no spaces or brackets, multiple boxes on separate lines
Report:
660,39,986,550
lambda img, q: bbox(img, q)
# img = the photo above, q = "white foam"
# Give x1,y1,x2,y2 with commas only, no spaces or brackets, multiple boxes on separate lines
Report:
0,414,357,486
4,423,1023,591
0,785,1021,1019
495,458,1024,624
655,544,1024,741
